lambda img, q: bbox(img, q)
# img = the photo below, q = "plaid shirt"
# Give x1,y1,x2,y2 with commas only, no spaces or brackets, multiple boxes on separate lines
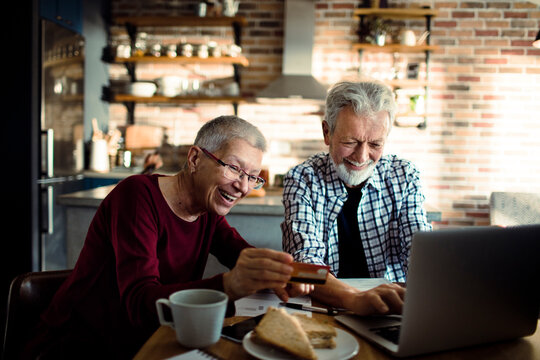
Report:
281,153,432,283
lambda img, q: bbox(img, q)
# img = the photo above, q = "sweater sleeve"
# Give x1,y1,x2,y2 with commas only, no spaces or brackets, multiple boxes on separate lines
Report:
210,215,253,269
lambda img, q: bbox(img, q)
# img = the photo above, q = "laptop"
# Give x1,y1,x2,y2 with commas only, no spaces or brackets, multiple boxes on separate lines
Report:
335,224,540,357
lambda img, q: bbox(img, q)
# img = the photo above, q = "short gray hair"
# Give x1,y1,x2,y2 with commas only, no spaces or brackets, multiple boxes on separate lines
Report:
194,115,267,153
324,81,396,134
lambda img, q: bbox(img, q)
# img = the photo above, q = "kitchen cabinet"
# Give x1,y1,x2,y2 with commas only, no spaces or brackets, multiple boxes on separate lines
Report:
40,0,82,34
103,15,249,123
353,7,439,128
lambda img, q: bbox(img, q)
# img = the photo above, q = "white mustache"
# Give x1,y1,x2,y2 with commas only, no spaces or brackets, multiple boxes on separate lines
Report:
344,158,373,167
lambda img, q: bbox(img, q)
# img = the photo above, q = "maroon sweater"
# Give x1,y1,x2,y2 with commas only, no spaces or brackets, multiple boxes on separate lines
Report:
30,175,250,359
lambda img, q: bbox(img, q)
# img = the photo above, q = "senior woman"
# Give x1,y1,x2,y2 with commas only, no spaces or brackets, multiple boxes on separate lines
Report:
24,116,309,360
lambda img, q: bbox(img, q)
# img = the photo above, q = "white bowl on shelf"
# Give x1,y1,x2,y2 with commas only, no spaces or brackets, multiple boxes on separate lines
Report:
128,82,157,97
156,76,182,97
156,76,182,88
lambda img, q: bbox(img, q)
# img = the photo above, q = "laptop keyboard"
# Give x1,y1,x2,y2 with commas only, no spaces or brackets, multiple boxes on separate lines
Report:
371,325,401,345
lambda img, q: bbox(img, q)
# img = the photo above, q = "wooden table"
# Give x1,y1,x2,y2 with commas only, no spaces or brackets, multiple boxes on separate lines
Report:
133,315,540,360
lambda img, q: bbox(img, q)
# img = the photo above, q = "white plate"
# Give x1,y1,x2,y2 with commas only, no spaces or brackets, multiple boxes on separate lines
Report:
242,328,359,360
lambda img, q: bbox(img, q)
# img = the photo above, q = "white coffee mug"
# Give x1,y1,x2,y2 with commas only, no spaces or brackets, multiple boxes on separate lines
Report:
156,289,228,348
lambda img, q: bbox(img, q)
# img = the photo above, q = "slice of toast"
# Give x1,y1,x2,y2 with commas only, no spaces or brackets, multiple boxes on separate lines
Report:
253,307,318,360
293,313,337,349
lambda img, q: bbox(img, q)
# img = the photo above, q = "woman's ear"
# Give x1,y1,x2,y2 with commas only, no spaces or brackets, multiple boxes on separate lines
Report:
186,146,201,173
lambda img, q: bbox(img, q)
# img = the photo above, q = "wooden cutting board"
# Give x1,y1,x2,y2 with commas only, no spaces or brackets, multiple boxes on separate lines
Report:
247,188,266,197
125,125,164,150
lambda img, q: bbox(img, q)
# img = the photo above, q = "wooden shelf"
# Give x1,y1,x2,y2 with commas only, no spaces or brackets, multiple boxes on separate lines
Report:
113,16,247,27
387,79,429,88
45,94,84,102
353,7,437,128
111,94,246,104
353,43,439,53
394,115,426,128
397,112,432,118
113,55,249,67
109,15,247,119
43,56,84,69
353,8,439,19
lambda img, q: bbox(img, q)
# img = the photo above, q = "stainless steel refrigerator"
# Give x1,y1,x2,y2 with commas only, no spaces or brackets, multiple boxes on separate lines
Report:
38,19,86,270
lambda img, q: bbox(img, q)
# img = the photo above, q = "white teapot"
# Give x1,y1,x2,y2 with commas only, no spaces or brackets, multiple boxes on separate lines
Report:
399,29,416,46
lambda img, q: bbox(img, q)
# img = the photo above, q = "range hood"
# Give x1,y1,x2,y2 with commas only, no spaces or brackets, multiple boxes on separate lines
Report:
256,0,327,101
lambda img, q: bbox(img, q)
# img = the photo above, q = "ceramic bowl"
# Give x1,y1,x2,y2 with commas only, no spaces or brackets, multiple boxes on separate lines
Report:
129,82,157,97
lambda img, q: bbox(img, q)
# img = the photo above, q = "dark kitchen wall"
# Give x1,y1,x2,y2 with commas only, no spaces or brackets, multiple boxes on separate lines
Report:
0,0,110,346
1,0,40,344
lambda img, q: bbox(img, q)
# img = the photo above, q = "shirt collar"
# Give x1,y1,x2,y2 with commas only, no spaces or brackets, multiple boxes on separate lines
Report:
324,156,345,199
365,165,384,192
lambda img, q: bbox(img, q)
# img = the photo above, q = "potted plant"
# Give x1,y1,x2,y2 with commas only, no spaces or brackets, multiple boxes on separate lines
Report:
366,18,392,46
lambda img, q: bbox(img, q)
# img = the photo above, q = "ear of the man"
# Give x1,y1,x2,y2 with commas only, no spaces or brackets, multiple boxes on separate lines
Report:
322,121,331,146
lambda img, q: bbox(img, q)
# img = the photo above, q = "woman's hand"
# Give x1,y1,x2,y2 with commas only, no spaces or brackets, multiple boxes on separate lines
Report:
223,248,294,301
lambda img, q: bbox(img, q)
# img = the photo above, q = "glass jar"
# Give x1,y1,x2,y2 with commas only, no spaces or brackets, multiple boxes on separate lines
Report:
150,43,162,57
133,32,148,57
116,44,131,58
166,44,177,58
197,44,208,58
181,43,193,57
208,41,221,57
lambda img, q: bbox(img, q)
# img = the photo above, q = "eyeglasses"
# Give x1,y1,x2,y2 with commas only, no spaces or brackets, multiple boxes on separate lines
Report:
200,148,266,190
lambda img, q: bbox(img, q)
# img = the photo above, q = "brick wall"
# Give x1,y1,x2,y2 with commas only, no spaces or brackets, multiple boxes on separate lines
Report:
107,0,540,228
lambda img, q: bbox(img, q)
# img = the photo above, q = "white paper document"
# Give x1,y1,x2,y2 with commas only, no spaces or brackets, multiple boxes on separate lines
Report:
234,290,311,317
339,277,390,291
234,278,390,317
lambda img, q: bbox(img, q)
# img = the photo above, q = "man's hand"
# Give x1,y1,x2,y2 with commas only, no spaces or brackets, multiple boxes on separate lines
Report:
310,275,405,316
348,283,405,315
223,248,294,301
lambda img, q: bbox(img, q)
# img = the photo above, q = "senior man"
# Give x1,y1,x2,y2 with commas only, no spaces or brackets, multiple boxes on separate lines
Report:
281,80,432,315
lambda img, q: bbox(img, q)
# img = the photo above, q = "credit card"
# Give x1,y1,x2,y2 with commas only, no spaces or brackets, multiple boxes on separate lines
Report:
289,262,330,284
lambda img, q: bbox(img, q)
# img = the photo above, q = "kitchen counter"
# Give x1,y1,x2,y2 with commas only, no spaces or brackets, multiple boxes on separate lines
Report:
83,169,178,179
59,184,441,220
58,184,285,215
58,185,287,271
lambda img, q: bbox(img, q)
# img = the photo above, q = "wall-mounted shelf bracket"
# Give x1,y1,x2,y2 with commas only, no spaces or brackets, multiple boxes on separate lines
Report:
123,101,135,125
